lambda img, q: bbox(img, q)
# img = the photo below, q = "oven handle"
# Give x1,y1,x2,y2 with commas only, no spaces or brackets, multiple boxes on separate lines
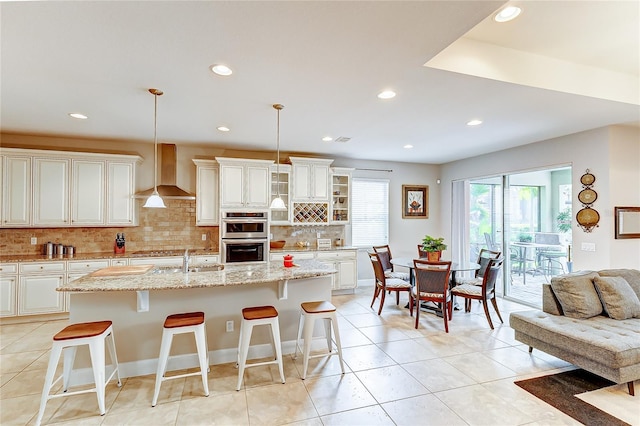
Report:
221,218,268,223
222,239,268,244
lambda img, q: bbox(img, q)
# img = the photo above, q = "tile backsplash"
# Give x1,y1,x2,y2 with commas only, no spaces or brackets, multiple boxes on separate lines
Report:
0,199,219,255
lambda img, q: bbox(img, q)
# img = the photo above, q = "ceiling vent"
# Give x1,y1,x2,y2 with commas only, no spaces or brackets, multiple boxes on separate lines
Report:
335,137,351,143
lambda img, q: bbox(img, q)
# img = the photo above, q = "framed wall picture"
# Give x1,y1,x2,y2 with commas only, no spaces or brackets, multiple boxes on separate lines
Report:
402,185,429,219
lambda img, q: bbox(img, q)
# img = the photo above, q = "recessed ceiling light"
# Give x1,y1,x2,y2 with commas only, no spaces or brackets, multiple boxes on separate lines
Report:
404,144,413,149
210,64,233,76
68,113,88,120
467,119,483,126
322,136,333,142
494,5,521,22
217,126,230,132
377,90,396,99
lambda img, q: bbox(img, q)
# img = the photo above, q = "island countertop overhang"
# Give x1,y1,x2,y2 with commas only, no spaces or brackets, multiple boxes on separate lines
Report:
59,259,336,292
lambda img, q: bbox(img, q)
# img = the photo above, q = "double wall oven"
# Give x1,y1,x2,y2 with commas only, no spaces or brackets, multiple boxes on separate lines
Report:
221,211,268,263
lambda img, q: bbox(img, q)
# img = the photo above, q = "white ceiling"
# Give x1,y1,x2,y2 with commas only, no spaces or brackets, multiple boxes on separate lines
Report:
1,1,638,164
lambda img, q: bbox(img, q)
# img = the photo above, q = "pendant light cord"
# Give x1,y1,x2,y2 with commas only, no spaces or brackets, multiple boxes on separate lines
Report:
273,104,284,200
153,92,158,192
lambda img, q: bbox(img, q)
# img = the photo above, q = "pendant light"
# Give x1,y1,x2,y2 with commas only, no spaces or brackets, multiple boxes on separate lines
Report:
143,88,167,208
270,103,287,210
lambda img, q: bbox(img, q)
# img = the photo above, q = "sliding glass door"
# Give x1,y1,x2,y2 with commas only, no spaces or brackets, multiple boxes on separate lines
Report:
468,166,572,307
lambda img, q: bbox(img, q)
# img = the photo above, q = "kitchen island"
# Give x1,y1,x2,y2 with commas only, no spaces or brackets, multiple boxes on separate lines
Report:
59,260,335,384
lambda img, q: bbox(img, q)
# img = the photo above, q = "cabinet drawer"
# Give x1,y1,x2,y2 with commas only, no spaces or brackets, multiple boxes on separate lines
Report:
20,262,66,274
195,255,219,264
67,260,110,272
110,259,130,267
0,263,18,274
316,250,356,260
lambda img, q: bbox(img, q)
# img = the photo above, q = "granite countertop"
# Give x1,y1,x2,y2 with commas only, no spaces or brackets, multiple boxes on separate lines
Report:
270,246,357,253
59,259,335,292
0,249,220,263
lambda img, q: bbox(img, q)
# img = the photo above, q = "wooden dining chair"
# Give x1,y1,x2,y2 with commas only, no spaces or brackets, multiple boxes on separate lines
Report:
456,248,501,286
369,252,411,315
410,260,452,331
451,258,504,329
372,245,409,281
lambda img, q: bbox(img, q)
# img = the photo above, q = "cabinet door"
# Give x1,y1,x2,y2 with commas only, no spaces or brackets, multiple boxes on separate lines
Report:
18,274,65,315
108,162,136,225
0,275,17,317
72,159,105,225
246,165,269,207
2,156,31,227
220,164,245,207
33,158,70,226
336,259,357,289
292,163,311,200
196,165,219,225
312,164,330,200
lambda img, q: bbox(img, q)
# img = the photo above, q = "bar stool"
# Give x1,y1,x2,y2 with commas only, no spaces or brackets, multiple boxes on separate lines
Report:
236,305,285,391
152,312,209,407
294,301,345,380
36,321,121,426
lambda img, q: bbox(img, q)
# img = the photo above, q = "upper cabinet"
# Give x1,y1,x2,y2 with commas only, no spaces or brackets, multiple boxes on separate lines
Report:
290,157,333,202
192,159,219,225
330,167,353,224
0,148,140,228
270,164,291,224
216,157,272,209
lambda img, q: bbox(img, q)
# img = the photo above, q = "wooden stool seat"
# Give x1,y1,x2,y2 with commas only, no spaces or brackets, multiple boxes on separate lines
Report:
242,306,278,320
54,321,113,341
236,305,284,390
164,311,205,328
301,301,336,314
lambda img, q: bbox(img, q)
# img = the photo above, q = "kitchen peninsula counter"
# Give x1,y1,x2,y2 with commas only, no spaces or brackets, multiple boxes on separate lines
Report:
59,259,334,292
0,249,219,263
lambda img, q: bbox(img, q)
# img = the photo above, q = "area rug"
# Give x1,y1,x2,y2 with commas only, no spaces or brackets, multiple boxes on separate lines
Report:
515,369,631,426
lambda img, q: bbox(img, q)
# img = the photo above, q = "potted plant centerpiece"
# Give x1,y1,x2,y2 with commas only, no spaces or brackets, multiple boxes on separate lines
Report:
421,235,447,261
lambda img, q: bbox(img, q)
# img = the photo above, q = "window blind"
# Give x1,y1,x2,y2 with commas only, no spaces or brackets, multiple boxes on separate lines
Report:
352,178,389,247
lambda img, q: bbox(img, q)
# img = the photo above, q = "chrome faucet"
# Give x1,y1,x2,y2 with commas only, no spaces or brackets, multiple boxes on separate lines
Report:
182,249,190,273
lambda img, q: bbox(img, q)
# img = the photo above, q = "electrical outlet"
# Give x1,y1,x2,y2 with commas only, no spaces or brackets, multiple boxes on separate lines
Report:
581,242,596,252
201,233,207,241
225,320,234,332
30,237,37,245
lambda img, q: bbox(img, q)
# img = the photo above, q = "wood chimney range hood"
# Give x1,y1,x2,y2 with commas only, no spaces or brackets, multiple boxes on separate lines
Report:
135,144,195,200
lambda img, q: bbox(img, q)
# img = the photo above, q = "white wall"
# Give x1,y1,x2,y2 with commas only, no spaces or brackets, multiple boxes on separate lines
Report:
441,125,640,271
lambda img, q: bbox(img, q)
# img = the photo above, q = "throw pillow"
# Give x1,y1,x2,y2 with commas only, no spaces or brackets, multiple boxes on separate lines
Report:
592,276,640,320
550,272,602,319
598,269,640,301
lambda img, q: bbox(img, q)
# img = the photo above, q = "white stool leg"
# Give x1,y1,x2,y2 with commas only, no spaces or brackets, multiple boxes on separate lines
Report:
36,343,64,426
106,331,122,387
329,312,345,374
236,321,253,391
193,324,210,397
88,338,107,415
62,345,77,392
294,311,304,359
152,329,173,407
323,318,332,352
270,319,285,384
301,314,315,380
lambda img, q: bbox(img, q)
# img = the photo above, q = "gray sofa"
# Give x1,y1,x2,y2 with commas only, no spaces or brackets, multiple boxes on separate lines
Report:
510,269,640,396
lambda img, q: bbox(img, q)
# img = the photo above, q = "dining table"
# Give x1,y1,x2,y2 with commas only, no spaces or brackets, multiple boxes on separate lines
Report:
511,242,564,284
390,257,480,316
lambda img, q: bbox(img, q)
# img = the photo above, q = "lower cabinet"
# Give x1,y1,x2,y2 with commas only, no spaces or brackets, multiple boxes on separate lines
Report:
270,250,357,291
0,264,17,317
18,261,66,316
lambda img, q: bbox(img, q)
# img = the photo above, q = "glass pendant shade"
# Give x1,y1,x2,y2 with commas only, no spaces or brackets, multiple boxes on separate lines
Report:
144,191,166,208
270,196,286,210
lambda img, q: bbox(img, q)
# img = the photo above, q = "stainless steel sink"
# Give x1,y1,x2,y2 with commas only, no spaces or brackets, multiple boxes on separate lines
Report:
152,264,224,274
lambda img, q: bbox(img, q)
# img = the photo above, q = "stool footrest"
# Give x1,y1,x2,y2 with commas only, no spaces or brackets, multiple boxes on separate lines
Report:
160,370,205,382
243,359,280,369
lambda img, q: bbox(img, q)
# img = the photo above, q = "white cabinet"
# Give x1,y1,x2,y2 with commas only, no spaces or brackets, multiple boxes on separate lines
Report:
2,156,31,227
1,148,140,228
110,258,130,267
316,250,357,291
107,161,137,226
330,168,353,224
216,157,272,209
193,254,220,264
192,160,219,226
72,159,105,225
270,164,291,224
18,262,66,315
33,158,70,226
0,263,18,317
290,157,333,202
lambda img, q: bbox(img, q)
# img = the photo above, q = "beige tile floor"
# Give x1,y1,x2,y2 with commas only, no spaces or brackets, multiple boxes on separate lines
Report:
0,285,633,425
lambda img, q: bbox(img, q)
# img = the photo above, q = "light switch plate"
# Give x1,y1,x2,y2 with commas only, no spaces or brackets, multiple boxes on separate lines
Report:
581,242,596,252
